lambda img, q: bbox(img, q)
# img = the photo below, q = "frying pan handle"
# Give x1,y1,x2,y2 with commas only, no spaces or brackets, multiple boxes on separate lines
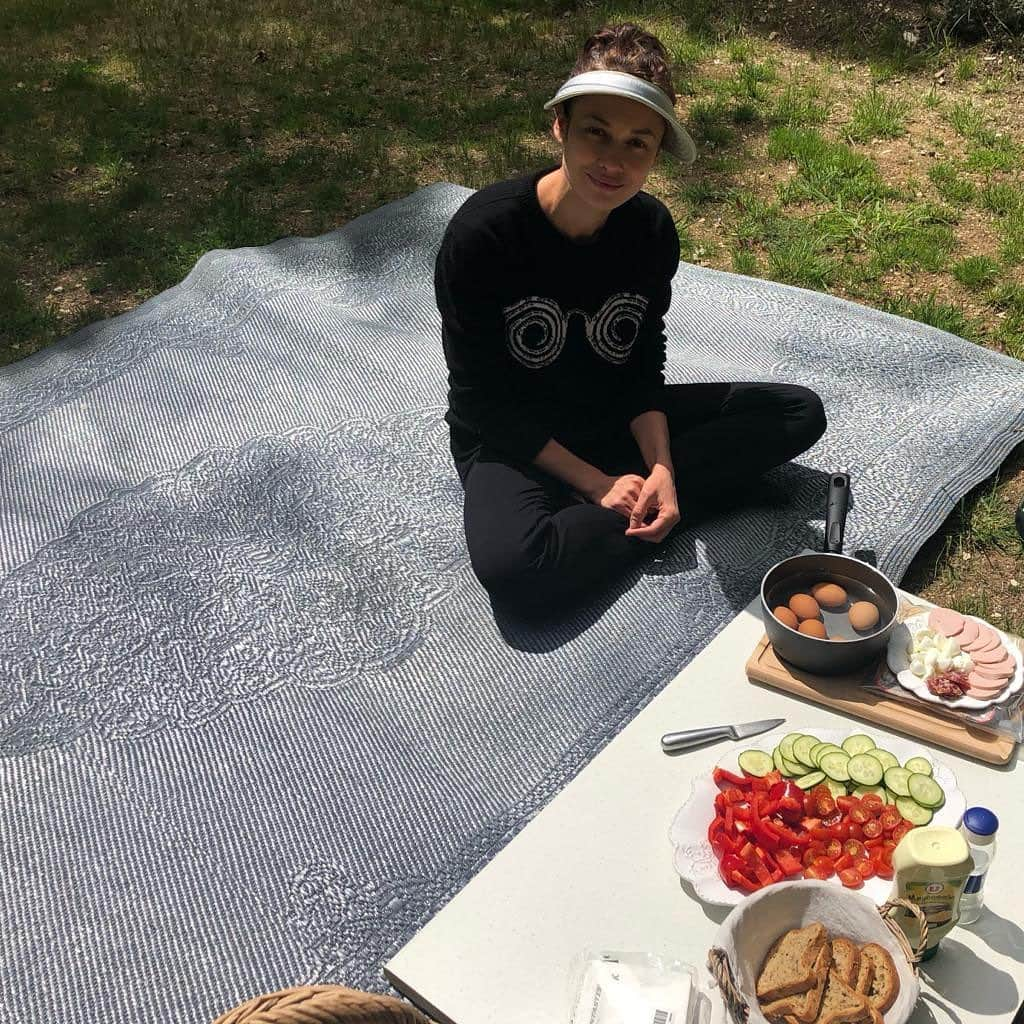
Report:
825,472,851,554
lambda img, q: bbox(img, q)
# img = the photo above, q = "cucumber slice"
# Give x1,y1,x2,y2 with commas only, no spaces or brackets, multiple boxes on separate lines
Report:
779,733,804,763
883,766,913,798
812,744,845,766
772,747,787,775
793,735,820,767
794,770,827,790
847,752,885,787
871,749,900,771
819,750,851,782
841,733,876,756
782,755,807,777
825,779,848,798
907,773,945,809
852,784,887,799
904,756,933,777
809,742,831,766
738,749,775,777
884,788,899,805
895,796,933,826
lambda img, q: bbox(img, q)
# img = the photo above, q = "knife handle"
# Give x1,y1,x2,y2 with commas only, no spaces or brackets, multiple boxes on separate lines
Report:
661,725,733,753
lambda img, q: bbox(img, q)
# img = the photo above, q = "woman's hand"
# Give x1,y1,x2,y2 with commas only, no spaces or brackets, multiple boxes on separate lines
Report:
624,464,680,542
586,473,647,518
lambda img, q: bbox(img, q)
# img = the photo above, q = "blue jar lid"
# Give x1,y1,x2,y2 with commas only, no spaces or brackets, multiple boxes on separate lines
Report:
963,806,999,836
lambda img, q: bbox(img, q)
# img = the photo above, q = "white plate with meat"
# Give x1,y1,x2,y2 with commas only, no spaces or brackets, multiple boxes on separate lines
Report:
887,606,1023,710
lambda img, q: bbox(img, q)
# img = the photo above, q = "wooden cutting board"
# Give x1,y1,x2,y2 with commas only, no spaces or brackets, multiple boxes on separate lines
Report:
745,613,1021,765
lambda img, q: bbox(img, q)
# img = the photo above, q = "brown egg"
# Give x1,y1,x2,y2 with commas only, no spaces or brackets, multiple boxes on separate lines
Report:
811,582,847,608
798,618,828,638
788,593,821,621
773,606,799,629
849,600,880,632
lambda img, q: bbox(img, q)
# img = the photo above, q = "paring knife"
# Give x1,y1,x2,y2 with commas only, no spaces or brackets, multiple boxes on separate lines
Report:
661,717,785,754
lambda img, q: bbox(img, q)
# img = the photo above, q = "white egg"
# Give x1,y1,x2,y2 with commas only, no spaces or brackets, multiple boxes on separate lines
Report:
910,658,926,676
940,637,960,658
937,657,952,671
953,653,973,671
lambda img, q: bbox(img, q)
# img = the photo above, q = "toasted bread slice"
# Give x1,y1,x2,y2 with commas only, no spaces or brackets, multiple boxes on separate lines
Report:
762,943,832,1022
831,938,860,989
858,943,899,1013
815,968,873,1024
757,924,829,1001
853,953,875,1000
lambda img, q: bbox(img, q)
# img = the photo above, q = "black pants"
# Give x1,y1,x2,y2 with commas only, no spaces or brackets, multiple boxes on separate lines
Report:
456,382,827,614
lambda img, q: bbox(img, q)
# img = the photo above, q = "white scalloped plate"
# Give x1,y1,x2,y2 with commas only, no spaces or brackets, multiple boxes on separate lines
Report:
669,727,966,908
887,612,1023,710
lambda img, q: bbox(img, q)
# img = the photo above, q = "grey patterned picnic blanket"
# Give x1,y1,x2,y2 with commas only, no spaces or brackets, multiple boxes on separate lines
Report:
1,182,1022,1024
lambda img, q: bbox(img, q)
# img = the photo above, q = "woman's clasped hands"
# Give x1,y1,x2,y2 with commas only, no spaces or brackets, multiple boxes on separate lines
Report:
588,464,680,543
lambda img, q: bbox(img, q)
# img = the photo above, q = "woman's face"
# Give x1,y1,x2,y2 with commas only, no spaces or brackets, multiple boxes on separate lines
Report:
553,92,665,212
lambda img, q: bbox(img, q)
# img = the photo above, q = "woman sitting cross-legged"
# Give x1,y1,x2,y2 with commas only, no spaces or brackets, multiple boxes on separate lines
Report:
435,23,827,616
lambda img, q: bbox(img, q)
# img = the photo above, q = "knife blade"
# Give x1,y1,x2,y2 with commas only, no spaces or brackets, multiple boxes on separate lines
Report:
660,717,786,754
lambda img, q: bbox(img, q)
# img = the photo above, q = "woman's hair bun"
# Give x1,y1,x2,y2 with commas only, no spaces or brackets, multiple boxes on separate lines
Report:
571,23,675,104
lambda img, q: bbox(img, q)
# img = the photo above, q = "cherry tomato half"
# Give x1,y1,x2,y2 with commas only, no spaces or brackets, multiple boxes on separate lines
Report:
862,819,883,839
850,805,871,825
825,838,844,860
804,863,832,881
811,856,836,878
838,867,864,888
879,807,902,832
855,858,875,879
844,839,868,860
861,794,885,815
892,821,914,844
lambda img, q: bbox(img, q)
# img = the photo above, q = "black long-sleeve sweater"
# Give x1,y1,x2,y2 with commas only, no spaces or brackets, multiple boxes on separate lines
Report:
435,163,680,465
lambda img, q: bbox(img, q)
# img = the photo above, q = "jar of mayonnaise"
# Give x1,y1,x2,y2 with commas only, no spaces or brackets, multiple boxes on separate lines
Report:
890,825,973,960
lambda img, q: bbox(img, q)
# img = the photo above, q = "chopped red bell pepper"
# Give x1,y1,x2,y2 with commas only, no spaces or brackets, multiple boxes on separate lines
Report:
750,815,781,851
729,869,760,892
774,848,804,876
713,767,752,788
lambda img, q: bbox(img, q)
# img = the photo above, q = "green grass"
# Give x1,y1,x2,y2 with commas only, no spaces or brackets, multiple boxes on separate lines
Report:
770,84,830,127
767,126,892,203
883,291,973,338
955,54,979,81
951,255,1001,290
927,161,976,204
846,88,909,143
980,181,1024,216
866,204,958,274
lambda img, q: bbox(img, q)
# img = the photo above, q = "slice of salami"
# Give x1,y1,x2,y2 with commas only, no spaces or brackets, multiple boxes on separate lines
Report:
952,618,980,646
966,672,1010,693
928,607,965,637
972,644,1011,666
971,657,1015,680
964,626,1001,654
964,683,1006,699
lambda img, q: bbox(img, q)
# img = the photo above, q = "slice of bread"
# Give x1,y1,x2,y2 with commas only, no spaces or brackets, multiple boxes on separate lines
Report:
762,943,832,1022
815,968,873,1024
858,943,900,1013
853,953,875,1000
757,923,829,1001
831,938,861,989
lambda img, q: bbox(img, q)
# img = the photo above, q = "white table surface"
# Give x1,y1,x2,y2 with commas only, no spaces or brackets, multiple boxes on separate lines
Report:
385,597,1023,1024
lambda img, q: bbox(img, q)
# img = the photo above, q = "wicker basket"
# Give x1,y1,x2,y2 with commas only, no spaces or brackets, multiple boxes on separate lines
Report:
211,984,433,1024
707,884,929,1024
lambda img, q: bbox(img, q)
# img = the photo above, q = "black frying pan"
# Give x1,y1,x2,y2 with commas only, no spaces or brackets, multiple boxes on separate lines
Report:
760,473,899,675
